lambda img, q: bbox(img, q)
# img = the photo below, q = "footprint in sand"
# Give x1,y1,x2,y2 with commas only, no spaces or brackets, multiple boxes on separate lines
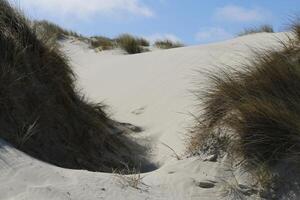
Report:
131,106,147,115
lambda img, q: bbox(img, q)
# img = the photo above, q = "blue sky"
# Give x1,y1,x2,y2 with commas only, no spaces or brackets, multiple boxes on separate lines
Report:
10,0,300,45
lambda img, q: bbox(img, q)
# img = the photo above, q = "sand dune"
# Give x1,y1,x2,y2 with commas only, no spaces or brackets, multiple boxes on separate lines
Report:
64,32,286,164
0,32,287,200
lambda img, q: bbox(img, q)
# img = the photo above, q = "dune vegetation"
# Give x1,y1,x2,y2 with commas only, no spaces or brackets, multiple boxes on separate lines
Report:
32,21,151,54
238,24,274,36
90,34,150,54
154,39,184,49
90,36,115,50
0,0,150,172
115,34,150,54
189,22,300,197
32,20,187,54
32,20,82,40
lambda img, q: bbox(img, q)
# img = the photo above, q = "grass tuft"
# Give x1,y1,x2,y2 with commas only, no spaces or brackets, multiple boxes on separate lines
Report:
238,24,274,36
116,34,149,54
192,22,300,165
137,37,150,47
32,20,82,41
90,36,115,50
113,163,147,190
189,22,300,195
154,39,184,49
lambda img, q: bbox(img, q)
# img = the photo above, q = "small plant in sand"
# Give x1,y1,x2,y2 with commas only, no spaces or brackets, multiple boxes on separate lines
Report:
113,163,147,190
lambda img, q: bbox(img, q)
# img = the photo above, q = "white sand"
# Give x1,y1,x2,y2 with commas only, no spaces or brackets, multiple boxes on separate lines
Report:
0,32,288,200
64,33,285,164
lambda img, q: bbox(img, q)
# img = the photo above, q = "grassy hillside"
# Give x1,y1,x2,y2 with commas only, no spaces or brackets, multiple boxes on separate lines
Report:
0,0,149,172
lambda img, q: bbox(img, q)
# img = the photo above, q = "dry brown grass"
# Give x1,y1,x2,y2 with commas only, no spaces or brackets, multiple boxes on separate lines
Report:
113,164,148,190
189,21,300,196
191,22,300,165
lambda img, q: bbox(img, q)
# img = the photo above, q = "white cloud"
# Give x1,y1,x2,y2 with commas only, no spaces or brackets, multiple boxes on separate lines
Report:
145,33,181,44
15,0,154,19
214,5,269,22
195,27,233,44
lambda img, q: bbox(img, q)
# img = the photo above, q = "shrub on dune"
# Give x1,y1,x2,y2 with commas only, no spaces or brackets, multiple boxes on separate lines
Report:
0,0,147,172
154,39,184,49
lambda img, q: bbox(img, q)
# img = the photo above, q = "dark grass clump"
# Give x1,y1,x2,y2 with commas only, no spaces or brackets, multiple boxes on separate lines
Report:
90,36,115,50
238,24,274,36
116,34,148,54
0,0,149,172
190,23,300,167
154,39,184,49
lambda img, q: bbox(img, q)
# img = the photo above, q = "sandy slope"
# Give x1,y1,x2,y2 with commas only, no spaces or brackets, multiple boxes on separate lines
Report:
0,33,288,200
64,32,286,164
